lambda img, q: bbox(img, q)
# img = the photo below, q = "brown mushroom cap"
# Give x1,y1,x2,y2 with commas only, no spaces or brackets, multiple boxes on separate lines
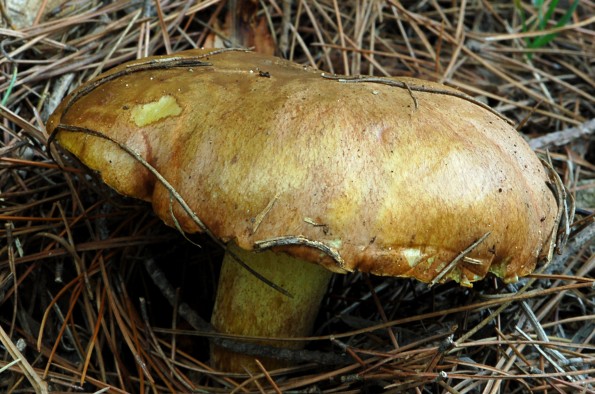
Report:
47,49,557,285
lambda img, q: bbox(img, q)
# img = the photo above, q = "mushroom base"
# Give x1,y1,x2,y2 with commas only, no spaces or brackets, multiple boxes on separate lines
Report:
210,244,333,372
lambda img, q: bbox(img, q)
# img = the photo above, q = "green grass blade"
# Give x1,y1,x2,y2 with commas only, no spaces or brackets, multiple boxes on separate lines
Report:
1,68,18,107
553,0,579,28
541,0,560,30
528,0,580,50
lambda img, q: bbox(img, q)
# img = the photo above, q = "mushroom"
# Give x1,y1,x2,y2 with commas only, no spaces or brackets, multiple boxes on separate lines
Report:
46,48,559,372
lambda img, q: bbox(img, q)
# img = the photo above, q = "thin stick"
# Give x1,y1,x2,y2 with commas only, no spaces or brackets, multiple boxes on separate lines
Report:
0,324,49,394
254,359,282,394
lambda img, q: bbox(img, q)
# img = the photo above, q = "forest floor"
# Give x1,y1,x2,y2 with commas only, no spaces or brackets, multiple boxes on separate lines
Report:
0,1,593,393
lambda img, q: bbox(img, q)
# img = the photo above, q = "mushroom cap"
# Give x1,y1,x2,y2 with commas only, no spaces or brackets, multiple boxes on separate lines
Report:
47,49,558,285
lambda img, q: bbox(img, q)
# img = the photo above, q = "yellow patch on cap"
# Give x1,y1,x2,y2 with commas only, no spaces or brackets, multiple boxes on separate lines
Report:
402,248,422,268
131,95,182,127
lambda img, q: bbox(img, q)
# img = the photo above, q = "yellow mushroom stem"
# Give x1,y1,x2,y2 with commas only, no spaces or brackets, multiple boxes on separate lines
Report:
210,244,333,372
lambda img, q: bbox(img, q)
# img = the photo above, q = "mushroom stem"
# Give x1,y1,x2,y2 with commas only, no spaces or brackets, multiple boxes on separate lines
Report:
210,244,333,372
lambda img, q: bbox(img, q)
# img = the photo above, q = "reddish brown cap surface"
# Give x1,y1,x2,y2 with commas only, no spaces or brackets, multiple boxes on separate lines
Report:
47,49,558,285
